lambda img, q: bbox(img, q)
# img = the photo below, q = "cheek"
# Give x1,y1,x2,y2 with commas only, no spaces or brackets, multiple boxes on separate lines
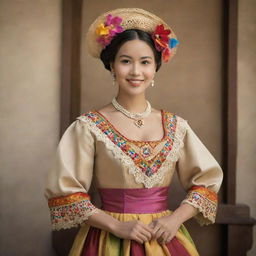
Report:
144,68,156,79
115,66,130,79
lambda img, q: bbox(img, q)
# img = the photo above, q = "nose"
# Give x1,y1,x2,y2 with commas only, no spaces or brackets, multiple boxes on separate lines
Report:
130,63,140,76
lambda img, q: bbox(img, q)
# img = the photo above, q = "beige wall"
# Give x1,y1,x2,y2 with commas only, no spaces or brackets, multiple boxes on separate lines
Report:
0,0,61,255
237,0,256,255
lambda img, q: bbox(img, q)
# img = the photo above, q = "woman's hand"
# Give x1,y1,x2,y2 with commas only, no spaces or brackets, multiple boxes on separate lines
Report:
148,214,182,244
111,220,154,244
148,204,199,244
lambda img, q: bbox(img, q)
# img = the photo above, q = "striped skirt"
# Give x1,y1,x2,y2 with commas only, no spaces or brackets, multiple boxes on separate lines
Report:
69,187,199,256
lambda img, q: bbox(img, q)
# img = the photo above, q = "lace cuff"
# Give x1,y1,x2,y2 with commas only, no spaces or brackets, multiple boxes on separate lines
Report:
181,186,218,226
48,192,98,230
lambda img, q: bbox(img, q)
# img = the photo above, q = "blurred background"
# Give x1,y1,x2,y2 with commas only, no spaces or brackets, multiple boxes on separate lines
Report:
0,0,255,255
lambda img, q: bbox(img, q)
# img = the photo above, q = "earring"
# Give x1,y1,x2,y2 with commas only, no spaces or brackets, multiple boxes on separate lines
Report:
111,72,116,86
150,80,155,87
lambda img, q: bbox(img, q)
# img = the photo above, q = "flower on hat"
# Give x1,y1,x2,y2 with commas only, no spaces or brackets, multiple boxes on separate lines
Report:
169,38,179,49
152,24,179,62
96,14,124,48
152,24,170,51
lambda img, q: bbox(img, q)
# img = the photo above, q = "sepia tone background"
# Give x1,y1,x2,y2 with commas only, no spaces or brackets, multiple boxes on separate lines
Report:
0,0,255,255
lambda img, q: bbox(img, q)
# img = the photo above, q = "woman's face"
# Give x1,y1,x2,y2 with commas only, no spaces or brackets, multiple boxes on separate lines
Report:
112,39,156,96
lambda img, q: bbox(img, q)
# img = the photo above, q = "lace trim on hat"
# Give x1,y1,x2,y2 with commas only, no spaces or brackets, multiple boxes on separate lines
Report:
77,113,187,188
48,192,98,231
181,186,218,226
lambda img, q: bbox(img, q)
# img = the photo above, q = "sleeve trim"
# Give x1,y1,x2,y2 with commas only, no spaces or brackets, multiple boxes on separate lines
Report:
181,186,218,226
48,192,98,230
48,192,91,207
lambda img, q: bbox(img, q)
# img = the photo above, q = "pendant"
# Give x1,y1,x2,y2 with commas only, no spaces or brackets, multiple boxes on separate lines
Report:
134,119,144,128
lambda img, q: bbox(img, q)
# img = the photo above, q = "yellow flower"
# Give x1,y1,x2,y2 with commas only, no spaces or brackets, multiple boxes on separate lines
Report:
96,23,110,36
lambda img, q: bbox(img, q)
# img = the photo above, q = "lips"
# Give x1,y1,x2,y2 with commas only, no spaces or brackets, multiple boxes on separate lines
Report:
127,79,144,87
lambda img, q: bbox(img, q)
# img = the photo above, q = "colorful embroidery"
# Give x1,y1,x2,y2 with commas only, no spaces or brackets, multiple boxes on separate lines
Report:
84,111,177,177
48,192,98,230
181,186,218,226
140,145,152,159
78,113,187,188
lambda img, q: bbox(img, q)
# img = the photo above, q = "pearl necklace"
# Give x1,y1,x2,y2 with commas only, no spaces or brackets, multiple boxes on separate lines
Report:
111,98,151,128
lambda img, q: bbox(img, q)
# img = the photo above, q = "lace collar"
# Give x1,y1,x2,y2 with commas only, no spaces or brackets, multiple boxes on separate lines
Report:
77,110,187,188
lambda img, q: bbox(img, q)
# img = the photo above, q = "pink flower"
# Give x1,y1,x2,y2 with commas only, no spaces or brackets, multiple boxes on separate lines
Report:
105,15,123,34
96,14,124,48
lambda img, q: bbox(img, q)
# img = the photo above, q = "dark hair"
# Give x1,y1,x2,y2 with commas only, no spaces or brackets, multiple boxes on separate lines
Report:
100,29,162,72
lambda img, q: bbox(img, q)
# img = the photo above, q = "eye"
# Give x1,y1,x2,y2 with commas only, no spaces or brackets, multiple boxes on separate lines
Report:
141,60,151,65
120,59,130,64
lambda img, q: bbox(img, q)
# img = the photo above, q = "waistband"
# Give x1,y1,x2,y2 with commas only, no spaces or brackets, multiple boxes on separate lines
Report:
99,186,169,214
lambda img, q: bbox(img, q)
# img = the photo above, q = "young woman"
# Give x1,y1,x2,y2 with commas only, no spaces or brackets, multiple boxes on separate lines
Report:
45,8,223,256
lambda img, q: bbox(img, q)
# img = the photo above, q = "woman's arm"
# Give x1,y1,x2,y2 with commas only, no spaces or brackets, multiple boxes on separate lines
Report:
171,203,199,223
85,209,154,244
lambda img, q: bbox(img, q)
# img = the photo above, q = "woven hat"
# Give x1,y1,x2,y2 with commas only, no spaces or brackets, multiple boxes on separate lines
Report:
86,8,179,62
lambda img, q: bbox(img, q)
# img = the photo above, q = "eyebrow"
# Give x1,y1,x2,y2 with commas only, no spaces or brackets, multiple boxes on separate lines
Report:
119,55,153,59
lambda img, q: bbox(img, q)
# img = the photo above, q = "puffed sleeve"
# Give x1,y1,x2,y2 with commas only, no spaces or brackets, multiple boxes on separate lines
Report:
176,121,223,226
44,119,99,230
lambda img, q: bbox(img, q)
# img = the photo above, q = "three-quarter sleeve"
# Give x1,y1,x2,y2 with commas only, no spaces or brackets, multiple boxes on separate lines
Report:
44,120,98,230
176,122,223,226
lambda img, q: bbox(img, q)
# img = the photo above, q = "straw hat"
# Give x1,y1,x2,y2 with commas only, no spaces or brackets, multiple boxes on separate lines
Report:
86,8,179,62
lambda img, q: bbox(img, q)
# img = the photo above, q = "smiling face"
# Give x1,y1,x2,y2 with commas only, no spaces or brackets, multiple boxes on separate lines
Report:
111,39,156,96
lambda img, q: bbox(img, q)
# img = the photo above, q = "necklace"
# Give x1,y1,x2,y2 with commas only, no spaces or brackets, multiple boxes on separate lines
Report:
111,98,151,128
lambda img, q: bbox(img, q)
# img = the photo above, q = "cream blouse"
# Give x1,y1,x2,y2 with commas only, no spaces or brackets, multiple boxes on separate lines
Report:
45,110,223,230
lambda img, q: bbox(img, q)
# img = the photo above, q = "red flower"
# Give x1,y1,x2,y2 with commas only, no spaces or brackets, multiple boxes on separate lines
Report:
162,48,171,62
152,24,171,51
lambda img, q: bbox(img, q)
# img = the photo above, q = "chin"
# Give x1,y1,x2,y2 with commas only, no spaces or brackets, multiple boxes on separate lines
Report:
120,86,148,96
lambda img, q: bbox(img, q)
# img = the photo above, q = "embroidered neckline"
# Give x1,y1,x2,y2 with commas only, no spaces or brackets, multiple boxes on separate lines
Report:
77,111,187,188
95,109,167,143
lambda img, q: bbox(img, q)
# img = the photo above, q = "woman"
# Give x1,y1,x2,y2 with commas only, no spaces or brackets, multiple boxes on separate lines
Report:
45,8,223,256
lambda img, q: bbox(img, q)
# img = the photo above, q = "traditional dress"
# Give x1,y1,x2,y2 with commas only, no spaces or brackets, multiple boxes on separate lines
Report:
45,110,223,256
